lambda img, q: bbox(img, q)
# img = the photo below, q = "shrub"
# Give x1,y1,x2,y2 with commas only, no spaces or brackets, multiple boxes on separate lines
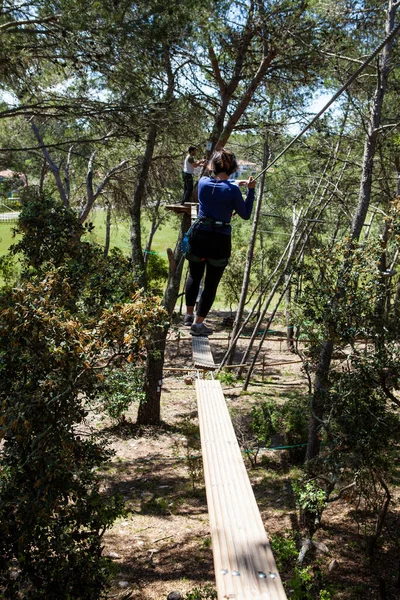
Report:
98,364,145,423
0,278,123,598
0,271,166,598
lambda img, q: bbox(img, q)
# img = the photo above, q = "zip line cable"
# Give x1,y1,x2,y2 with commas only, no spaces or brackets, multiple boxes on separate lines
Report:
254,20,400,182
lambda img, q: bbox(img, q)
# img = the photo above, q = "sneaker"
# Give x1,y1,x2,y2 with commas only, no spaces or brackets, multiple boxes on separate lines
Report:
190,322,213,337
184,314,194,326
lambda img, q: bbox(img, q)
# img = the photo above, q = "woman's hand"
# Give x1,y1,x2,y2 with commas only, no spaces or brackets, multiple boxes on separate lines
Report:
247,176,256,188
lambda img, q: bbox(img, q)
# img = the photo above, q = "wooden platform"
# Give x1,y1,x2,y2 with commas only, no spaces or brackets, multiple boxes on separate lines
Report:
196,379,287,600
192,336,216,370
165,203,198,214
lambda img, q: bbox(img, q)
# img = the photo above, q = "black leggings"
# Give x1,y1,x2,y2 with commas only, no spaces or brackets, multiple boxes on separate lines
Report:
185,228,231,318
185,260,227,317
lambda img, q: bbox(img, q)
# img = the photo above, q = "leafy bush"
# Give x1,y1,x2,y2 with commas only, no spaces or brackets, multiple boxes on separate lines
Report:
0,253,18,285
250,395,308,463
216,369,238,386
146,251,168,292
292,479,327,536
97,364,145,423
251,401,277,446
0,194,168,597
11,192,85,268
0,277,124,598
270,531,298,571
183,584,217,599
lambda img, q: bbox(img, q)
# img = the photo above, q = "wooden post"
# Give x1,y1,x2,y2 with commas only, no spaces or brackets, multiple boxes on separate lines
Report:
262,354,265,382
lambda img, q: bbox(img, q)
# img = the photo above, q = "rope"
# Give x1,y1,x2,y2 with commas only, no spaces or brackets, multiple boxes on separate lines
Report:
254,21,400,182
243,443,307,452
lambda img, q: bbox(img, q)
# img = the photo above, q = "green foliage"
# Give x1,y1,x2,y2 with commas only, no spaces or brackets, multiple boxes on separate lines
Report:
146,251,168,292
0,277,123,598
288,566,313,600
11,191,85,268
220,241,268,310
251,400,277,446
0,253,18,285
251,394,308,461
183,584,217,599
270,530,298,571
215,369,237,386
0,196,168,596
299,239,385,347
296,230,400,547
292,479,327,534
97,364,145,423
271,531,334,599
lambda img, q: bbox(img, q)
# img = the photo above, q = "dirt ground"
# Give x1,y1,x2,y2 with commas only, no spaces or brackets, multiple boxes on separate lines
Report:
97,312,400,600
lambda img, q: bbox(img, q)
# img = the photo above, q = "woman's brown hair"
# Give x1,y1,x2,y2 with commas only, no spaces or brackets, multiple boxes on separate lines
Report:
210,148,238,175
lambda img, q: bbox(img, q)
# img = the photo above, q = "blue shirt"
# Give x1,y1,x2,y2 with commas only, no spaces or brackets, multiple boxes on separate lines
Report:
197,177,255,235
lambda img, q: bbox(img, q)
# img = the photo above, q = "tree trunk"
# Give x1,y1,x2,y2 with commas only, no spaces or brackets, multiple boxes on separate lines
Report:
104,202,111,258
130,123,157,289
305,0,398,463
285,203,301,352
285,278,295,352
226,138,269,364
136,213,191,425
143,197,162,269
305,339,334,462
351,0,397,240
137,335,166,426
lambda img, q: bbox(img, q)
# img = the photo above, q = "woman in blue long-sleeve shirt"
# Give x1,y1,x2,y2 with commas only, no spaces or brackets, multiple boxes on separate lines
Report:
185,148,256,337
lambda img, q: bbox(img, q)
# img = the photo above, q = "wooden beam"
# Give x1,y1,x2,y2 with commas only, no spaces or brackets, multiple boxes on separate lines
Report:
196,379,287,600
164,203,199,215
192,336,216,370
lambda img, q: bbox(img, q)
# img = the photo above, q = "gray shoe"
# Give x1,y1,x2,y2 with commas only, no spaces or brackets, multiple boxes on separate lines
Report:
190,322,213,337
184,314,194,326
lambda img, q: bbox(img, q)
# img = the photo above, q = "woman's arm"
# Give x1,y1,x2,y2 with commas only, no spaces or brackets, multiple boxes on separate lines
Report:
232,178,256,220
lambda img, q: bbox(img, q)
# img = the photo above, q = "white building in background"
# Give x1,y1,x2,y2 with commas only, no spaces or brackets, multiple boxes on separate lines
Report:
230,159,259,180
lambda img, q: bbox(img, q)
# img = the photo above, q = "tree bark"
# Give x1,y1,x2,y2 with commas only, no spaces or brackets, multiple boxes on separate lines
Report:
104,202,111,258
129,123,157,289
226,138,269,364
137,335,166,426
136,213,191,425
306,0,398,463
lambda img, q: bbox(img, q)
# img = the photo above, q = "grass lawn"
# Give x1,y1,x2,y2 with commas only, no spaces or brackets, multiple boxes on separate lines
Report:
0,210,237,310
0,220,19,255
0,210,181,259
87,209,180,258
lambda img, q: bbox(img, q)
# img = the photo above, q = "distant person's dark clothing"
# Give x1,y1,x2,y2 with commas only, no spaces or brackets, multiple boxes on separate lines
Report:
181,153,196,204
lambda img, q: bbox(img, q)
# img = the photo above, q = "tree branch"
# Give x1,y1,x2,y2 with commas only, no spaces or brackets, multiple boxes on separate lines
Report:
30,119,68,206
0,14,60,32
79,157,129,223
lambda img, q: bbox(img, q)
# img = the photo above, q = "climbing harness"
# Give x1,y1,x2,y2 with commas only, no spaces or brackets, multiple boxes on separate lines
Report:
180,216,230,254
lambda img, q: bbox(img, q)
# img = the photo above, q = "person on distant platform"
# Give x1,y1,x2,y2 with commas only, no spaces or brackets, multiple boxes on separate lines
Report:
181,146,205,205
184,148,256,336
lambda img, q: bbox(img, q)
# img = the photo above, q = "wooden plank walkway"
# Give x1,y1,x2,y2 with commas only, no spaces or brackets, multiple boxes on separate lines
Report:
192,336,216,370
196,377,287,600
